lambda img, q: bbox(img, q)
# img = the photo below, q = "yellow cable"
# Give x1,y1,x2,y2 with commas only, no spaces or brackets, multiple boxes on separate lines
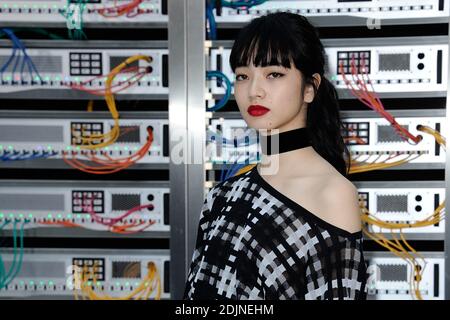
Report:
76,261,161,300
78,55,152,150
87,100,94,112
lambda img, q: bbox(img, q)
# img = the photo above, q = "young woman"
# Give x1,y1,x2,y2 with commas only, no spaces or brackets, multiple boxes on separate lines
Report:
184,12,368,300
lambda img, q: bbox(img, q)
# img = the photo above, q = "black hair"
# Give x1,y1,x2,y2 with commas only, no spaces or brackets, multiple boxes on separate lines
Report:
229,12,351,176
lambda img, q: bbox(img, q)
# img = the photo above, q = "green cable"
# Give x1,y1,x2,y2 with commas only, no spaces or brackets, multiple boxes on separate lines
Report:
0,220,28,289
0,220,9,288
1,220,17,289
0,255,5,289
62,0,88,40
4,220,27,287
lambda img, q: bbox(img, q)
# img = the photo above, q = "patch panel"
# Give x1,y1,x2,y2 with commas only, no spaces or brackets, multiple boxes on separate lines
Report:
209,42,448,94
207,116,446,165
365,253,444,300
0,117,170,164
0,0,167,24
0,182,170,232
212,0,449,23
0,249,170,299
355,184,445,234
327,45,448,93
342,116,446,164
0,47,169,94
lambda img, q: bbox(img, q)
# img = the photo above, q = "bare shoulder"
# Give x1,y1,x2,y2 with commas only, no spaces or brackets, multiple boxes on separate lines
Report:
317,173,362,234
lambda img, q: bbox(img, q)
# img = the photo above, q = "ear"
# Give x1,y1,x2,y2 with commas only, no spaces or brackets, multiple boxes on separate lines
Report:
303,73,321,103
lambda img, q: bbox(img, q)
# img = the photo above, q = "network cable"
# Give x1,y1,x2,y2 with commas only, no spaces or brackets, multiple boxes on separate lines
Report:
97,0,144,18
62,126,154,174
206,70,232,111
205,0,268,40
0,28,42,84
0,220,28,290
361,125,446,300
0,150,57,162
339,55,422,145
60,0,87,40
74,261,161,300
69,55,152,149
81,196,156,230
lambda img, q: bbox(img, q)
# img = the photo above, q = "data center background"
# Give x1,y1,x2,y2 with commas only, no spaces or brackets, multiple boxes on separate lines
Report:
0,0,449,300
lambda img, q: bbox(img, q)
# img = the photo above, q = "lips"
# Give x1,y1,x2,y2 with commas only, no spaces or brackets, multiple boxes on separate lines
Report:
247,105,270,117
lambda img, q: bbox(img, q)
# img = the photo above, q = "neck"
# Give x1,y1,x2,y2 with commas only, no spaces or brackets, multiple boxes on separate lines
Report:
258,127,319,177
260,146,318,176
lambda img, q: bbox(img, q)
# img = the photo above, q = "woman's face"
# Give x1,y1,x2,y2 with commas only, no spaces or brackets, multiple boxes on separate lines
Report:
234,61,315,133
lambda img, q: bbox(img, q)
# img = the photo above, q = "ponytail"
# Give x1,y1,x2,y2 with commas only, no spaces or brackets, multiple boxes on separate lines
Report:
306,76,350,176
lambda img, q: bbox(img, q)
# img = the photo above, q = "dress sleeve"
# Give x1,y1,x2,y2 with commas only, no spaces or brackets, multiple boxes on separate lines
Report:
183,187,218,299
304,232,368,300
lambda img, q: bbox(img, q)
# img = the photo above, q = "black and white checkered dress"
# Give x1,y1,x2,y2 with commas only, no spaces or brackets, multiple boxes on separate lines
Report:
184,165,368,300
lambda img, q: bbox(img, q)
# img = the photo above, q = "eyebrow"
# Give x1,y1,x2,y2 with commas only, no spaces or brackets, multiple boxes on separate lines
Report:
235,65,286,70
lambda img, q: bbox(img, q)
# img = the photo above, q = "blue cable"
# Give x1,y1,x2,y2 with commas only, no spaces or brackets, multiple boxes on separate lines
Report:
223,162,238,180
0,28,42,83
0,150,56,162
206,1,267,40
221,0,268,9
206,70,232,112
206,1,217,40
221,157,253,181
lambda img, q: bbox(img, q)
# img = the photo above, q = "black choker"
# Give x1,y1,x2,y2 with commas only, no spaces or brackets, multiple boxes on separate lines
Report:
260,127,312,155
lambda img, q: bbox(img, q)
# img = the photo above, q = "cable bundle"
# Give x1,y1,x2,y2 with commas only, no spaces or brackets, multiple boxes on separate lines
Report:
206,71,232,111
68,65,150,97
97,0,144,18
339,54,423,145
0,150,57,162
0,220,28,290
81,196,156,233
38,201,156,234
361,126,446,299
74,261,161,300
60,0,87,40
206,0,268,40
62,126,154,174
361,203,444,300
348,124,443,174
69,55,152,150
349,151,423,174
0,28,42,84
221,162,251,181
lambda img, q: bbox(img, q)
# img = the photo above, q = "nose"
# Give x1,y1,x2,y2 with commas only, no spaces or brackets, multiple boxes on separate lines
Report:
248,76,266,101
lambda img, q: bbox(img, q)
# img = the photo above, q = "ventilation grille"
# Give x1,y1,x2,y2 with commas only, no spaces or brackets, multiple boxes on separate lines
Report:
377,195,408,213
379,53,410,72
378,264,408,282
112,194,141,211
0,55,63,73
377,125,408,143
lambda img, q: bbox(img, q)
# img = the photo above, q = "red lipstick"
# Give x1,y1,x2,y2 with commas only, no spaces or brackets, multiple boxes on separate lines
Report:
247,105,270,117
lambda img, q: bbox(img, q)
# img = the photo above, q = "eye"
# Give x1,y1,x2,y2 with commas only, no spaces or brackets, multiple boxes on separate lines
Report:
235,74,247,81
268,72,284,79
